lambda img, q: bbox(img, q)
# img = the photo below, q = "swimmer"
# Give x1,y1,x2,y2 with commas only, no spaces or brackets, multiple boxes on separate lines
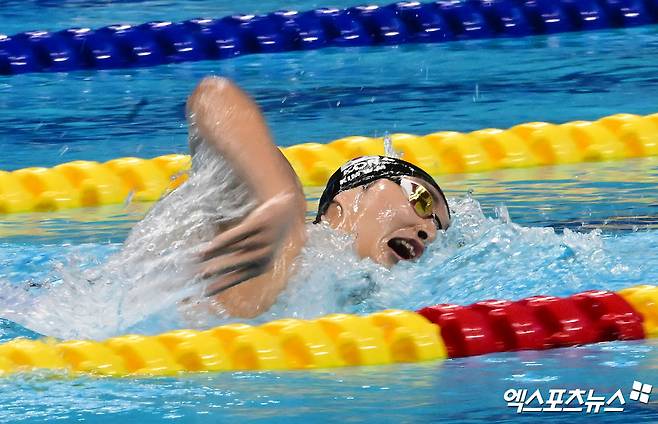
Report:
187,77,451,317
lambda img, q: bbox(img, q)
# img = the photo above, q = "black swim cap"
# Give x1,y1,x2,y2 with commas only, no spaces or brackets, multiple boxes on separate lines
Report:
314,155,450,224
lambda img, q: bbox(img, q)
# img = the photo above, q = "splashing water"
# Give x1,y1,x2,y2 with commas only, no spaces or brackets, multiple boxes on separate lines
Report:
383,132,402,159
0,149,656,339
0,140,255,339
264,194,655,322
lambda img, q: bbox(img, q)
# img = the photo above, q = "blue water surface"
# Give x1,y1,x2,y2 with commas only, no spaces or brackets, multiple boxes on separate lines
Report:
1,1,658,422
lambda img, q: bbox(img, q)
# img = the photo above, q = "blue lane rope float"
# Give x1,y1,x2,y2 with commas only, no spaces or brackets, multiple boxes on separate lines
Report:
1,0,657,75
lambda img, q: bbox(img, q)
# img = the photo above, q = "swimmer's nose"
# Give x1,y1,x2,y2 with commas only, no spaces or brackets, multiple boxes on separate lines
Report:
417,219,437,243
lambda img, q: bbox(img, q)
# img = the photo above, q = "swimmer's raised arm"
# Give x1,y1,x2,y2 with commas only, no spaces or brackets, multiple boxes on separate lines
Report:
187,77,303,204
186,77,306,316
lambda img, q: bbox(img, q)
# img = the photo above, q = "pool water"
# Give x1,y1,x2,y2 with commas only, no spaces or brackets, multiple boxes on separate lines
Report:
4,25,658,170
1,1,658,422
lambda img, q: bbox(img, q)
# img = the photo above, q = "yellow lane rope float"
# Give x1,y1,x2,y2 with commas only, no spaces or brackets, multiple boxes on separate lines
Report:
1,112,658,214
0,310,445,376
0,285,656,377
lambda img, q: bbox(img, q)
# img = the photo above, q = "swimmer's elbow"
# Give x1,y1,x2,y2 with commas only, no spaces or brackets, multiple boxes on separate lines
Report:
187,77,233,115
196,76,232,94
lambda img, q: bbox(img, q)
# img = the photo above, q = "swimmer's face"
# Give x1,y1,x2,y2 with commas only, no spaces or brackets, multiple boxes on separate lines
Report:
321,178,450,267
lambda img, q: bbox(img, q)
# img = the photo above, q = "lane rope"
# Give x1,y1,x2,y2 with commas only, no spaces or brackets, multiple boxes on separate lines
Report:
0,285,654,376
1,112,657,214
2,0,658,74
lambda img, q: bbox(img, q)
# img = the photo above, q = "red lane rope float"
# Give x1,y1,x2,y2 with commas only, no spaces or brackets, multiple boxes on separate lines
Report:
0,286,654,376
418,290,645,358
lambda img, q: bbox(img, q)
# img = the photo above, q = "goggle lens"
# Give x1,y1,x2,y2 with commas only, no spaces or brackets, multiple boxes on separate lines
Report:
399,178,443,229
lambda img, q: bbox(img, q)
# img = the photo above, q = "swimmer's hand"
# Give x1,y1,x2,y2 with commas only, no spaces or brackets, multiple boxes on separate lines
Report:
198,191,305,296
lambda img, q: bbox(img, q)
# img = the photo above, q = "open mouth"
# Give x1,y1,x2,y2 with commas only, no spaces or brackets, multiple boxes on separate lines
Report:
387,237,424,261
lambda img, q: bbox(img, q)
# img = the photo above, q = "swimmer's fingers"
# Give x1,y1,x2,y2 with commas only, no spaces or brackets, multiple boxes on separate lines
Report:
200,216,274,261
200,228,270,261
204,266,266,297
200,245,272,280
201,193,297,261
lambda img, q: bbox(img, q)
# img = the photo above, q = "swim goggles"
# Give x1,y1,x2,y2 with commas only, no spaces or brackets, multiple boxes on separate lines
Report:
315,155,451,225
396,177,448,230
